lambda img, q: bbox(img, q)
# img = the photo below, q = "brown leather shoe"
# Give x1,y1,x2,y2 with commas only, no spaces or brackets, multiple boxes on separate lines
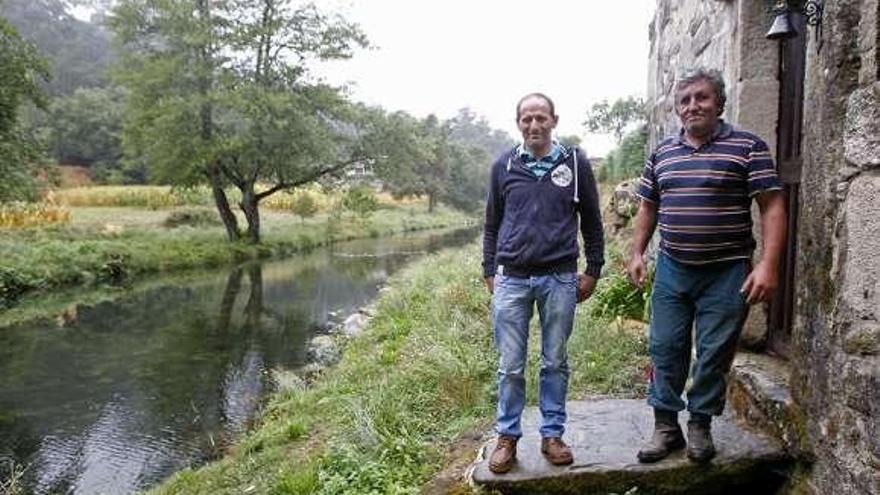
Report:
541,437,574,465
488,435,517,473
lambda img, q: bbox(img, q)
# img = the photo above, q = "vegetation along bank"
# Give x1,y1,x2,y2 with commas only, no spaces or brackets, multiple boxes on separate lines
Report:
148,242,649,494
0,187,473,313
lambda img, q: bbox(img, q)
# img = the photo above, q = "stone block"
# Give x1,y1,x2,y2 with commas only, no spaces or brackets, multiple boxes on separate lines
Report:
845,82,880,169
857,0,878,86
740,308,768,351
841,358,880,416
732,79,779,154
844,324,880,356
692,20,713,57
842,174,880,321
736,0,779,81
471,399,791,495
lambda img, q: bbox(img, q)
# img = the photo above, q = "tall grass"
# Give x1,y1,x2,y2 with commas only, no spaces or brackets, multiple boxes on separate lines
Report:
0,201,71,229
52,186,214,209
51,184,381,212
0,459,26,495
148,243,648,495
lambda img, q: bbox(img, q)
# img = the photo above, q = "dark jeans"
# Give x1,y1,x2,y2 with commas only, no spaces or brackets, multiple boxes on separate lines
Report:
647,252,749,416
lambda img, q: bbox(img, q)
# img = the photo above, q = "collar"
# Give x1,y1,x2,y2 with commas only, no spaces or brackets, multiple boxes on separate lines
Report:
675,120,733,147
517,141,563,163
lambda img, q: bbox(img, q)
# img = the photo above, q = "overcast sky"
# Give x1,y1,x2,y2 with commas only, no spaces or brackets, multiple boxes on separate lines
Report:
315,0,656,156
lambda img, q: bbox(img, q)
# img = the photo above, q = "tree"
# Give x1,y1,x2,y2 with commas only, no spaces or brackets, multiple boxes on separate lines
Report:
598,125,648,183
0,15,49,202
557,134,582,147
341,185,377,220
0,0,114,96
374,108,513,214
45,86,125,170
583,96,646,143
111,0,380,243
290,190,317,222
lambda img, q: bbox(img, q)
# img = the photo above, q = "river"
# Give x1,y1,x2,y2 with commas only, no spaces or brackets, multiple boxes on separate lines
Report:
0,227,478,494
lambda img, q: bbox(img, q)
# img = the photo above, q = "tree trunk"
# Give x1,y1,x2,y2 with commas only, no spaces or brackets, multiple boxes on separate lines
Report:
217,267,243,333
208,164,240,241
244,264,263,329
428,191,436,213
240,183,261,244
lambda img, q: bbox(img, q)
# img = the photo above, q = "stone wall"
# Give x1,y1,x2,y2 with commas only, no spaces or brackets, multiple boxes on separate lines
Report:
649,0,880,493
793,0,880,492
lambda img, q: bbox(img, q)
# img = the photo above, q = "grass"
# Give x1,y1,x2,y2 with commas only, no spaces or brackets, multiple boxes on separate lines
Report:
148,242,649,495
0,198,473,310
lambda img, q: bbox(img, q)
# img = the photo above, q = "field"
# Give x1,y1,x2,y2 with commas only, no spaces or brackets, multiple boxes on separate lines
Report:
0,186,474,311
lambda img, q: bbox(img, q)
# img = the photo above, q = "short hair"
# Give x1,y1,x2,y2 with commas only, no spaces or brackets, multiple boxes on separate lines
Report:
674,68,727,113
516,92,556,121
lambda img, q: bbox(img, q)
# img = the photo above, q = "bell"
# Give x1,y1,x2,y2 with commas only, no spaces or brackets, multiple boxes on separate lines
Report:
766,12,797,39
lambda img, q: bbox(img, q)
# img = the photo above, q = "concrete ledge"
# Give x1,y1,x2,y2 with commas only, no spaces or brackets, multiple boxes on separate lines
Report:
471,399,791,495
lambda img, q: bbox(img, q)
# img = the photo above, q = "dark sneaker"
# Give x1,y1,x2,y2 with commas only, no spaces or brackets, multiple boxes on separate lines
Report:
637,423,686,463
541,437,574,465
687,421,716,463
489,435,518,473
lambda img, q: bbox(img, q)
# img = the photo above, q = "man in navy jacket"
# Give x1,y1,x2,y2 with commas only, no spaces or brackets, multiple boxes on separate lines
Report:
482,93,605,473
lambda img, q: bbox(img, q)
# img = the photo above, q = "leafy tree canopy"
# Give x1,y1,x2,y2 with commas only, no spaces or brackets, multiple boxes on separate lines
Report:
0,14,50,201
0,0,114,96
110,0,378,242
583,95,646,144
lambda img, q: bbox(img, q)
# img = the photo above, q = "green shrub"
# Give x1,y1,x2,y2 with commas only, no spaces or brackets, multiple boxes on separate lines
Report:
341,186,378,219
589,271,647,321
0,267,34,308
290,191,318,223
163,209,221,228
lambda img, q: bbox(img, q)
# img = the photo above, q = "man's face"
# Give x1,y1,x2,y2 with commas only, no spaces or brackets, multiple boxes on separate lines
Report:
517,96,557,153
674,79,721,137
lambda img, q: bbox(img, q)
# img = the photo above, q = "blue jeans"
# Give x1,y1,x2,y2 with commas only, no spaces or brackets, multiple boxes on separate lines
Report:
648,252,749,416
492,272,577,438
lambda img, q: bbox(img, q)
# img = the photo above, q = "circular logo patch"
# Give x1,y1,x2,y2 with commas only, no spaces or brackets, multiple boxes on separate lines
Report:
551,165,573,187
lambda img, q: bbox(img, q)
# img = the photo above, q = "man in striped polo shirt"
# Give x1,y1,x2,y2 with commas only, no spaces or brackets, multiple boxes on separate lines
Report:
627,68,786,463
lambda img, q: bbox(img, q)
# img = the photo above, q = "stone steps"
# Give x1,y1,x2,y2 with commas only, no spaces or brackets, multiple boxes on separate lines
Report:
470,399,792,494
728,352,808,459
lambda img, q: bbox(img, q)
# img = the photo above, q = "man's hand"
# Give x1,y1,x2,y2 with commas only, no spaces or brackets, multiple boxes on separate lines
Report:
740,260,778,304
627,252,648,288
484,276,494,295
577,274,597,303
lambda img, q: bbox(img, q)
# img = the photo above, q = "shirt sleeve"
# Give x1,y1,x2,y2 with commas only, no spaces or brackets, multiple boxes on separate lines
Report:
482,159,503,278
747,138,783,196
636,154,659,203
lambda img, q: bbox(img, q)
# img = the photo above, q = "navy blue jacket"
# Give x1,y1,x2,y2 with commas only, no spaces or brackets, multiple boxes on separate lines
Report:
482,145,604,279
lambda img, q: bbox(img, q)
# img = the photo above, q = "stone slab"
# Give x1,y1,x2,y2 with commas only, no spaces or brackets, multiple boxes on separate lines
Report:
728,353,807,458
471,399,790,495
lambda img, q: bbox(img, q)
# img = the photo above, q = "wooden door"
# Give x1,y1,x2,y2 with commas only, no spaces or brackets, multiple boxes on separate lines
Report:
767,13,807,358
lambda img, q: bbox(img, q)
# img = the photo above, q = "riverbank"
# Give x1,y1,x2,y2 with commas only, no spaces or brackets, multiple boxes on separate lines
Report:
0,202,473,313
149,243,649,494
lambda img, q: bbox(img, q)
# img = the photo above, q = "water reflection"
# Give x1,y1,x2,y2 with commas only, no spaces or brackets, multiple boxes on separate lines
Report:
0,227,477,494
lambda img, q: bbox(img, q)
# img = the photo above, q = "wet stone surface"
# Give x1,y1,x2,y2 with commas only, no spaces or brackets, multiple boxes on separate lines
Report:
471,399,791,495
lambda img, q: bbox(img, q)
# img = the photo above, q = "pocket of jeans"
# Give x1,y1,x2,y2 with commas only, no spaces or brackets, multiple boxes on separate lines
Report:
551,272,577,285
